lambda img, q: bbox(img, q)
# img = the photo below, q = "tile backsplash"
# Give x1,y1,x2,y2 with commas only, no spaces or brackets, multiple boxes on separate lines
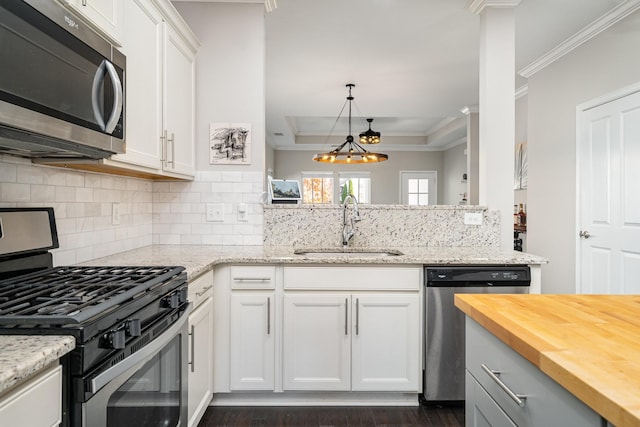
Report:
0,156,264,265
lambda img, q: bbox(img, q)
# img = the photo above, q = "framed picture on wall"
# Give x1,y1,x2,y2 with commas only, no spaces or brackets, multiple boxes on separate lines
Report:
209,122,251,165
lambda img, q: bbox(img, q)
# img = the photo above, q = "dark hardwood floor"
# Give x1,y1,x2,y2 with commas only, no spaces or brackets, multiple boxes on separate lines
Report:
197,402,464,427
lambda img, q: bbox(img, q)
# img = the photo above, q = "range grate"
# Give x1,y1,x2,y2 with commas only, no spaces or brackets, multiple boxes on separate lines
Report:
0,266,185,325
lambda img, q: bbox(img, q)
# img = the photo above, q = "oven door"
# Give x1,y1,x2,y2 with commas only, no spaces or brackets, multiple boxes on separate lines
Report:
82,306,190,427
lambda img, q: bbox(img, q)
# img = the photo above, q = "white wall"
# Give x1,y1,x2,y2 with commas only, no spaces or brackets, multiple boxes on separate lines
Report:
273,150,444,204
174,2,265,174
527,10,640,293
442,143,467,205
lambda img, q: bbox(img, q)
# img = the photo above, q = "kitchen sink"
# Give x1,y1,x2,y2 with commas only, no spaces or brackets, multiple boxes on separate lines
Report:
293,248,403,257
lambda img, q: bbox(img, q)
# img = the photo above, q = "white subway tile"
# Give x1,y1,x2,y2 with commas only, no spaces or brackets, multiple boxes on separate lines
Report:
17,165,43,184
2,183,31,202
221,171,242,182
0,163,17,182
31,185,57,202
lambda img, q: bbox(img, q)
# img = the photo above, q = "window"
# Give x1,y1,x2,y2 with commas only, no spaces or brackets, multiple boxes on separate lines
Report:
400,171,437,205
339,172,370,204
301,172,334,204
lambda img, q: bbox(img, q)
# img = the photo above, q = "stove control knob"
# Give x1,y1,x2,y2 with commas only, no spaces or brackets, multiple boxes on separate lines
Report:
105,329,126,350
162,293,179,309
178,287,188,304
126,319,141,337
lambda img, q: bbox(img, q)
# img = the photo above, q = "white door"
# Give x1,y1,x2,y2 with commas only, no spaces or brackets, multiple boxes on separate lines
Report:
577,89,640,294
229,294,275,390
400,171,437,205
351,294,421,392
282,294,351,391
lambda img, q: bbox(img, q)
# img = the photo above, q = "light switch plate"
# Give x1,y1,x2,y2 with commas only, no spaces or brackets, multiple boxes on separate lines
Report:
464,212,483,225
206,203,224,222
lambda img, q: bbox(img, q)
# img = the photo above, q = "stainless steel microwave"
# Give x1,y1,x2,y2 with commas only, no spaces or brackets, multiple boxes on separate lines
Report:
0,0,125,159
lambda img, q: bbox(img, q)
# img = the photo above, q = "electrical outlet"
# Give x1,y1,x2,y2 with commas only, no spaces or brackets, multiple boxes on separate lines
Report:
206,203,224,222
464,212,483,225
112,202,121,225
237,203,248,221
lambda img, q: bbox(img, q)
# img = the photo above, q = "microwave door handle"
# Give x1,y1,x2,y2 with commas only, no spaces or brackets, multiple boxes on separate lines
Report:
91,60,107,131
103,60,123,134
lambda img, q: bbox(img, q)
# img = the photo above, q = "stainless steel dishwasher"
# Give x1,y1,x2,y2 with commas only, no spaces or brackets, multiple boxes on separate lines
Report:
423,265,530,402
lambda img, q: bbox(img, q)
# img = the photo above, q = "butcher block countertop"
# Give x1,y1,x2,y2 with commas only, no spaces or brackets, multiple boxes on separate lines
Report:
455,294,640,427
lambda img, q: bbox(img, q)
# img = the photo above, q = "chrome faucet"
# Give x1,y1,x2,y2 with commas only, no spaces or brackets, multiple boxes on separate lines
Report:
342,195,361,246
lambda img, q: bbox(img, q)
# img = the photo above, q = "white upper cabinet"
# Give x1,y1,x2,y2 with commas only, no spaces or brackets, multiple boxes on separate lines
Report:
100,0,198,179
162,23,196,177
60,0,123,45
116,0,163,171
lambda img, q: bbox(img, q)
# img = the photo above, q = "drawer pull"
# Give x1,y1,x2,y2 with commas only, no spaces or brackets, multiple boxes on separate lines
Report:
233,277,271,281
195,285,213,297
481,364,527,407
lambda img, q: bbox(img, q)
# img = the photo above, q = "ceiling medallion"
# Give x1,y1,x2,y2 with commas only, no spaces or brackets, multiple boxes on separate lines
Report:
313,84,388,164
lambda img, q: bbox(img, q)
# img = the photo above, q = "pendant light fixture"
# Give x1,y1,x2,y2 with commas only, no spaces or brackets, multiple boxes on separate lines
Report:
313,84,388,164
359,118,381,144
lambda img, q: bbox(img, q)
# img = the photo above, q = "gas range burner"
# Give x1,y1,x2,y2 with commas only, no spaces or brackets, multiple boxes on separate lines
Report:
36,301,81,316
0,265,186,326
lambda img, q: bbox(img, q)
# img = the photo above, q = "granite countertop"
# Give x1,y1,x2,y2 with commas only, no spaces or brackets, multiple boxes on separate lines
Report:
455,294,640,427
0,335,75,395
82,244,547,280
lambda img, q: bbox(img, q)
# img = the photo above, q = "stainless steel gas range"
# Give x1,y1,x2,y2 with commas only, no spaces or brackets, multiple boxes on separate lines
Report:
0,208,190,427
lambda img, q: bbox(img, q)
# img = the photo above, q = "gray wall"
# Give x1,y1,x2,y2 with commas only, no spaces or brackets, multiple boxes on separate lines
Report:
442,143,467,205
527,10,640,293
273,150,443,204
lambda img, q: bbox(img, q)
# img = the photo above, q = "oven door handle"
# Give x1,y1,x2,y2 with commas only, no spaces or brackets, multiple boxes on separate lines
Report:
88,304,191,394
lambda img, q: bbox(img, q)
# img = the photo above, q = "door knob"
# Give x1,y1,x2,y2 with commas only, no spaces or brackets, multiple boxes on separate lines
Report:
579,230,591,239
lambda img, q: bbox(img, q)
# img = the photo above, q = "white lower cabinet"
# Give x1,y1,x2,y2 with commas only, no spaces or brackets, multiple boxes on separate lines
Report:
0,364,62,427
187,272,214,427
465,317,603,427
283,294,351,391
213,264,422,401
351,294,420,391
230,293,275,390
283,292,420,392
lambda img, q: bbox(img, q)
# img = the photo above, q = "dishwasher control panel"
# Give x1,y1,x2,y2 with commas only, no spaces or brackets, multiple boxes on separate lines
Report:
425,266,531,284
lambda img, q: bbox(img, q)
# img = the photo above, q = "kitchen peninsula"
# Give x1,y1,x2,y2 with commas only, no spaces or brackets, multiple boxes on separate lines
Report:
456,294,640,427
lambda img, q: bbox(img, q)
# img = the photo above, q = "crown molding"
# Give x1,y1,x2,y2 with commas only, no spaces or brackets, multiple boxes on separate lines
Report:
515,84,528,100
466,0,522,15
519,0,640,78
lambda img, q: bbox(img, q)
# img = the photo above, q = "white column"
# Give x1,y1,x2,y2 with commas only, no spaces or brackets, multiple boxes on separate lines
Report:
468,0,521,251
462,106,479,205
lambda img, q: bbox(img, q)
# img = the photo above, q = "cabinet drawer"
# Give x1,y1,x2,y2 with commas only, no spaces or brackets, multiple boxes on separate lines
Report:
230,266,276,289
283,266,420,291
0,364,62,427
188,270,214,308
466,318,602,427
